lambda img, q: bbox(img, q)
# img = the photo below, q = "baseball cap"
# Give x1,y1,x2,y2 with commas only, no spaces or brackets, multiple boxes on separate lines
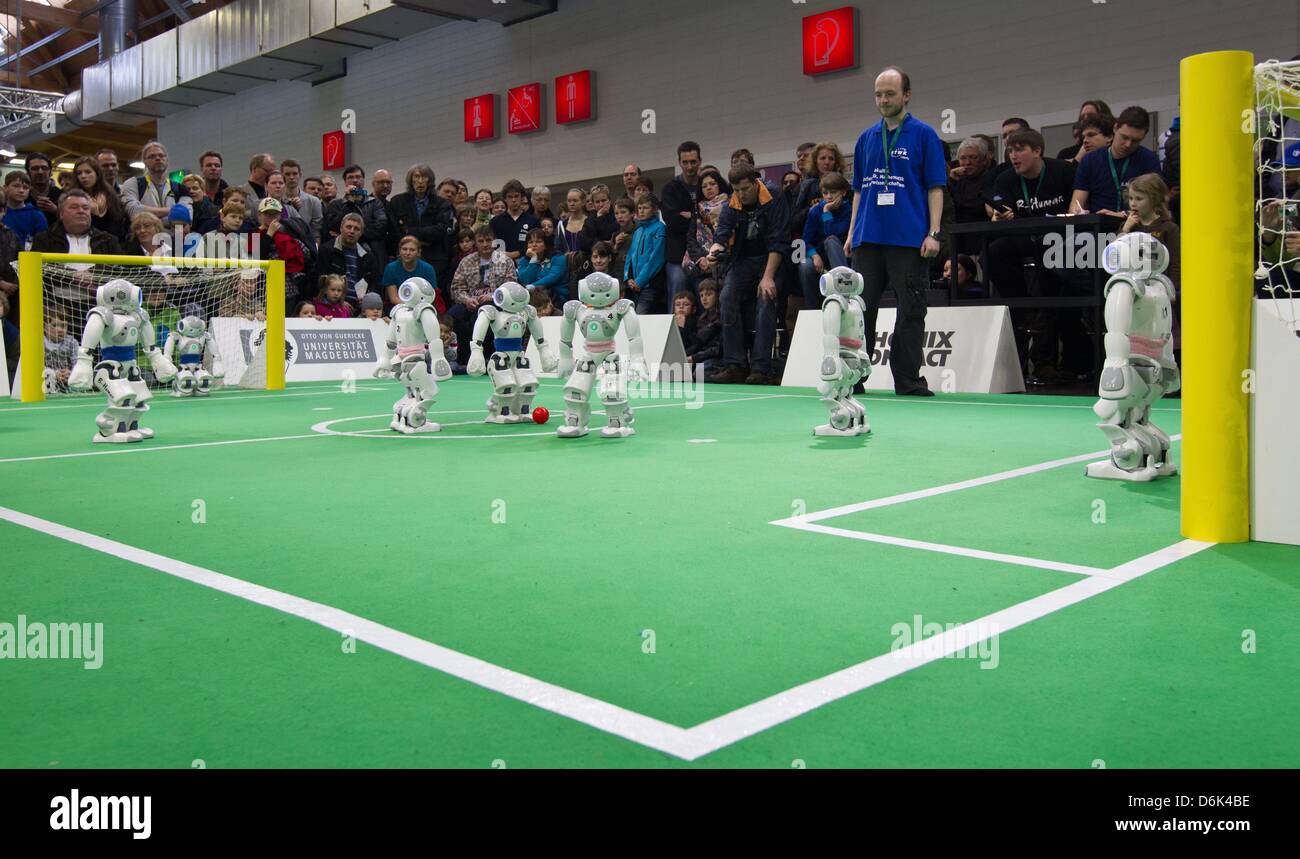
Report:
360,292,384,311
1275,142,1300,168
167,203,192,224
258,196,283,214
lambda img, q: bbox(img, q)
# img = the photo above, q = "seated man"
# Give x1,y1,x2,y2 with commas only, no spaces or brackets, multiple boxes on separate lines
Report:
1069,106,1161,217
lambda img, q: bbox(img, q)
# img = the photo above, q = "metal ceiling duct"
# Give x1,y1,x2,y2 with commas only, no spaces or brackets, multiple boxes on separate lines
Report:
99,0,138,63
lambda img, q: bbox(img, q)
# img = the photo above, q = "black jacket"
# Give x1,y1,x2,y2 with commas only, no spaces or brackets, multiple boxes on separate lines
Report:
316,237,383,293
387,192,455,266
660,176,699,262
713,180,790,258
31,222,122,256
689,310,722,363
581,212,618,247
323,197,391,260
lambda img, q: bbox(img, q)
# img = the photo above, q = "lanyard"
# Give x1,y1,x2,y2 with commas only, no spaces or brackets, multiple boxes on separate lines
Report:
880,114,907,175
1019,167,1046,207
1106,149,1130,200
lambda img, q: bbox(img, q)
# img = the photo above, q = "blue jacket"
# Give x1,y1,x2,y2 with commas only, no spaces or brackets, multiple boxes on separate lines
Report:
517,254,569,302
802,198,852,259
624,216,665,287
2,204,47,247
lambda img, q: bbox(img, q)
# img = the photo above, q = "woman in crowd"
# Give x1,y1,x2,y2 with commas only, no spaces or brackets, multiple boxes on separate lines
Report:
555,187,589,254
73,156,129,243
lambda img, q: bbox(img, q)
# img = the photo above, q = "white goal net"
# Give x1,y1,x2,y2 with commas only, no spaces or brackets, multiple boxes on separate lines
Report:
1255,58,1300,335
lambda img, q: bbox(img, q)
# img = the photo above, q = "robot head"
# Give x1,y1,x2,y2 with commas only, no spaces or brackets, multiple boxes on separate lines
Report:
178,315,206,338
96,278,141,311
397,277,437,308
819,266,864,298
492,281,530,313
1102,232,1169,278
578,272,620,308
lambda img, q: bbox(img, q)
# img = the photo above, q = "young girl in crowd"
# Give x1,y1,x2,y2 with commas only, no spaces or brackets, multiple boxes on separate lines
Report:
688,279,723,373
556,187,589,254
438,315,464,375
450,228,475,277
673,290,697,355
517,228,569,303
1120,172,1182,354
314,274,353,319
293,300,320,320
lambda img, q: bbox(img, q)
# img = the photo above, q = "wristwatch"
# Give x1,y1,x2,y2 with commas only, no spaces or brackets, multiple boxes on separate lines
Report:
928,230,941,239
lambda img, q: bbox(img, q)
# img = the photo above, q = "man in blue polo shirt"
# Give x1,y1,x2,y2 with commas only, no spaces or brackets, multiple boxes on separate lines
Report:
1069,106,1161,216
845,66,948,396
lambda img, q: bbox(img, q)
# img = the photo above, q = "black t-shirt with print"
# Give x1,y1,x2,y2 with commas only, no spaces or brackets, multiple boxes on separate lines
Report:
989,157,1075,218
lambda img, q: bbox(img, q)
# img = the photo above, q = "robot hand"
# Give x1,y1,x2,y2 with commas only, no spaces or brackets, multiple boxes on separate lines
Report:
149,348,178,384
467,350,487,376
558,356,574,379
211,362,225,382
821,352,847,383
68,355,94,392
432,357,453,382
372,365,393,379
627,357,650,382
1098,361,1148,402
541,347,559,374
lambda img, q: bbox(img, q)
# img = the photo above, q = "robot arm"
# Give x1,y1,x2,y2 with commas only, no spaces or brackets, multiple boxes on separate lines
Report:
820,297,847,382
618,302,650,381
68,310,106,392
419,306,452,381
525,305,558,372
1097,276,1148,402
139,312,178,383
162,331,179,366
466,306,495,376
205,332,225,382
559,301,578,378
373,317,397,378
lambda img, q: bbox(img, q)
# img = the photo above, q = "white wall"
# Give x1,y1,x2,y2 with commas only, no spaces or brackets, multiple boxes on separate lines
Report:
158,0,1299,188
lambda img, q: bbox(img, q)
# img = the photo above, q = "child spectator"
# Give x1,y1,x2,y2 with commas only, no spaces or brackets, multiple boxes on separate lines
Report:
43,313,79,391
798,171,853,307
456,204,477,232
292,300,320,320
314,274,353,319
3,171,48,247
438,314,464,374
383,235,445,313
359,292,388,323
540,216,557,240
611,196,637,271
218,269,266,320
141,284,181,372
624,193,666,313
673,290,697,355
450,228,475,276
517,228,569,303
529,286,556,317
590,241,616,277
688,279,723,373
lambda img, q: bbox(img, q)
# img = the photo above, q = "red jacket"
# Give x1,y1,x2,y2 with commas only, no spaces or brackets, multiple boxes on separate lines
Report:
260,226,305,274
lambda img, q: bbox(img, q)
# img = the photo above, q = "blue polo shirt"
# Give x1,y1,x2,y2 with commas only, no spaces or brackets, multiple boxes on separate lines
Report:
1073,145,1161,212
849,113,948,250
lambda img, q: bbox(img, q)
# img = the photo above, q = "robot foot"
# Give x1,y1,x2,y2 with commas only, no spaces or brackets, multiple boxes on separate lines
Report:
92,431,140,444
814,423,867,437
134,427,155,439
1084,459,1158,482
170,388,189,397
484,413,512,424
397,421,441,434
600,425,636,438
557,424,589,438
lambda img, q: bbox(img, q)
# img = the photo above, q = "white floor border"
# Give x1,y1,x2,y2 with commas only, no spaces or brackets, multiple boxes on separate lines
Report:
0,434,1208,762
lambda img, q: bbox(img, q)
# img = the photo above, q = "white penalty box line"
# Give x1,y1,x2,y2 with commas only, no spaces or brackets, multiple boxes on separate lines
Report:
772,435,1183,579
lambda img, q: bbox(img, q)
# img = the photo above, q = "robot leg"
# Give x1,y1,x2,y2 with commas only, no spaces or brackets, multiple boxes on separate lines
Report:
172,369,197,397
814,356,865,437
511,354,540,420
390,357,418,431
844,359,871,434
485,353,518,423
127,368,155,439
194,369,214,396
1136,369,1177,477
397,361,441,434
557,359,595,438
599,355,635,438
1086,399,1159,482
92,364,142,444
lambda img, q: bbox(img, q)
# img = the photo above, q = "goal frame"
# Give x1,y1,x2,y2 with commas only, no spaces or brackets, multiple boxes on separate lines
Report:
16,251,285,403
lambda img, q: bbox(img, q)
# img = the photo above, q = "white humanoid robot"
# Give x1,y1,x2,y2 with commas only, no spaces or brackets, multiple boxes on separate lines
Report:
164,315,224,396
68,278,178,444
466,281,558,423
557,272,649,438
383,277,452,434
815,266,871,436
1085,232,1181,482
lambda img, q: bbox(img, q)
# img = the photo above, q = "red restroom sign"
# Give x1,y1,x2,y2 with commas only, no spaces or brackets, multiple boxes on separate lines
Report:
464,94,497,142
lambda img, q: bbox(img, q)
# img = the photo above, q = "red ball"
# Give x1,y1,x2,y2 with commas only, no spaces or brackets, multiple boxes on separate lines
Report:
532,407,550,424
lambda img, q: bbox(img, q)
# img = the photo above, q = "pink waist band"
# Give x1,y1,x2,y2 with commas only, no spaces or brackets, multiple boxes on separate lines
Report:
838,336,863,349
1129,335,1167,359
397,345,428,357
585,340,614,352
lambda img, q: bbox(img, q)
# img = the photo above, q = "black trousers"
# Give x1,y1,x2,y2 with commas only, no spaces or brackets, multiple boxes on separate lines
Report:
851,243,930,393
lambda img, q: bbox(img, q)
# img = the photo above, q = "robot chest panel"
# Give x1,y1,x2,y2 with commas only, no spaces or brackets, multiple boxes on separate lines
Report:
843,308,866,340
496,314,526,337
180,338,204,356
582,310,618,340
108,313,140,345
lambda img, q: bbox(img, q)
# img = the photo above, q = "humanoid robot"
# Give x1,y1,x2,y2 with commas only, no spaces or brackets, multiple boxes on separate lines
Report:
68,278,178,443
164,314,224,396
815,266,871,436
466,281,558,422
556,272,648,438
383,277,452,434
1085,232,1180,482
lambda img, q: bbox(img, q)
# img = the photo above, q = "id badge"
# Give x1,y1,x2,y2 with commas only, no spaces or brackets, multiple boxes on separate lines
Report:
877,192,896,206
